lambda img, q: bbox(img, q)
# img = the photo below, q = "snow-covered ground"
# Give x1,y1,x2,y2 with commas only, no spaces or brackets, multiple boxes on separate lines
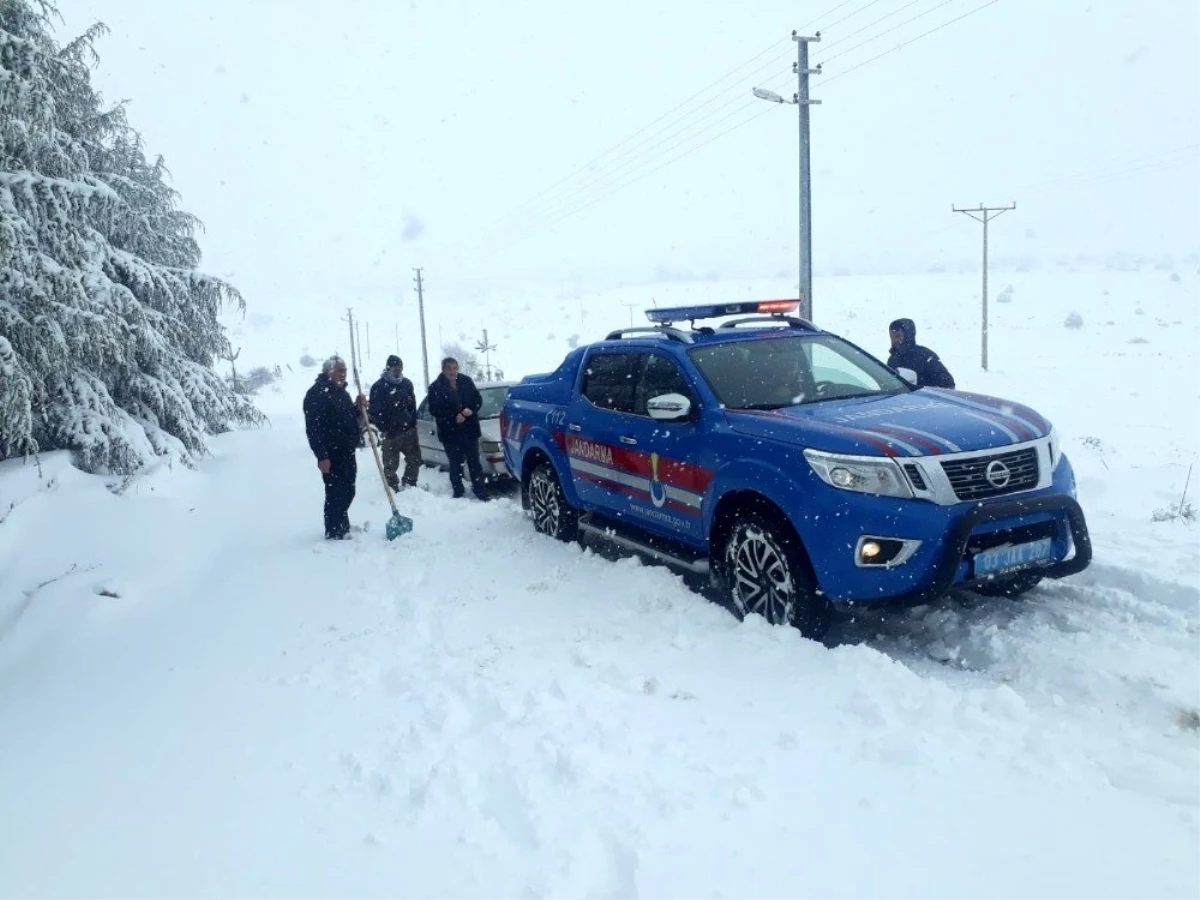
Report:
2,269,1197,898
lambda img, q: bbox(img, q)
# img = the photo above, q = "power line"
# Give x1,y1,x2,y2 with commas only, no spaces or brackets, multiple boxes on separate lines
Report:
816,0,964,67
1003,143,1199,194
823,0,1003,85
819,0,892,31
471,104,782,263
813,0,934,56
462,0,1006,259
463,0,926,250
465,57,793,250
472,37,792,237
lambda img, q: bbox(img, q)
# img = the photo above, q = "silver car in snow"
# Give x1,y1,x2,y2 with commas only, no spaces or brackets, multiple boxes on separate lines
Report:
415,381,515,482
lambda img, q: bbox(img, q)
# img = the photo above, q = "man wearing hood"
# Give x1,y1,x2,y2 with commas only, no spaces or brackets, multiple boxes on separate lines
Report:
887,318,956,389
368,354,421,492
303,355,367,539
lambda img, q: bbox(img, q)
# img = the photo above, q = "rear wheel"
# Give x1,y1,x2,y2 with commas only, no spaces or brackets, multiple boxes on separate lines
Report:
527,461,578,542
969,570,1044,598
722,512,830,639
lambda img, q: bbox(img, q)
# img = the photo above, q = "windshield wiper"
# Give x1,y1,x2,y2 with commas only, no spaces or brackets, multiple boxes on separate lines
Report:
731,402,791,411
802,389,897,406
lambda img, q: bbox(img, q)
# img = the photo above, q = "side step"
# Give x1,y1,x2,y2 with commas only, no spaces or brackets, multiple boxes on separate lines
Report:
578,513,710,576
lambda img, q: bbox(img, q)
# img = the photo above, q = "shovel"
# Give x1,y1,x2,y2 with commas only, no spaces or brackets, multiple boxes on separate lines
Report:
348,313,413,541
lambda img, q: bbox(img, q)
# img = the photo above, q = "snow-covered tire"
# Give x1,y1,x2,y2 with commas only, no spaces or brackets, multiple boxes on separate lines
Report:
969,571,1044,598
527,461,578,542
722,512,830,639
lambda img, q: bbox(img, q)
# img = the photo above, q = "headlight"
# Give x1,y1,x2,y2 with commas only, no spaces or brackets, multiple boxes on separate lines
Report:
804,449,914,499
1048,425,1061,470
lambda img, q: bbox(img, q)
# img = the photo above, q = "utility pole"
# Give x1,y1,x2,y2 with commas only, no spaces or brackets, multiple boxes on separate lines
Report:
752,32,821,321
794,31,820,322
953,202,1016,371
624,300,643,328
413,267,430,389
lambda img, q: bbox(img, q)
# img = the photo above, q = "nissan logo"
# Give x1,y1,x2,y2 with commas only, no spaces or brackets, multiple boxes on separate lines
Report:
985,460,1012,488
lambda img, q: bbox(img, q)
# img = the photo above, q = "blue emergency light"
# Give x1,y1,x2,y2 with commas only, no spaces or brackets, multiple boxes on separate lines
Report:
645,299,799,324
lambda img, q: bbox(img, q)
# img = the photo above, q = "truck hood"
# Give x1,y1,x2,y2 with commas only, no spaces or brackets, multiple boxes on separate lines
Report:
724,388,1051,457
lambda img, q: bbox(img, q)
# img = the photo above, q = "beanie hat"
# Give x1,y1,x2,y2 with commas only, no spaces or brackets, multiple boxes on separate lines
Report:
386,354,402,367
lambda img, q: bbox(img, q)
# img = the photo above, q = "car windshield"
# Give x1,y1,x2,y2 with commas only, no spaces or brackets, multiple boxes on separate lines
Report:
687,334,911,409
478,385,509,418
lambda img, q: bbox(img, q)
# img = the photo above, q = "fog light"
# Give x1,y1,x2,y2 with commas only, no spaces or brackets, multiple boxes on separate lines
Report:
855,536,921,568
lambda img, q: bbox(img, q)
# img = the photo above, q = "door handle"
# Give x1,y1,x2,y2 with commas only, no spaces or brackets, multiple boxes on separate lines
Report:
619,436,638,445
568,423,582,432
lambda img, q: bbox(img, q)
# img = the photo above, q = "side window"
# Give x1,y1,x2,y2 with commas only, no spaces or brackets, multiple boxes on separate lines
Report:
417,398,430,419
634,354,694,417
581,352,640,413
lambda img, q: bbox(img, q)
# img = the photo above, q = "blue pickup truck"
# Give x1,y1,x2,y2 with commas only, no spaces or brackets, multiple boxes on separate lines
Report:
499,301,1092,637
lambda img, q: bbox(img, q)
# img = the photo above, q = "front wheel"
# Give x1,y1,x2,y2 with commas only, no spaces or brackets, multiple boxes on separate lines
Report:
527,461,578,542
722,512,830,639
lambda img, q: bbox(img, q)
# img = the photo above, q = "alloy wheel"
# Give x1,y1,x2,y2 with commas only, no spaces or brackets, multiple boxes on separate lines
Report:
730,526,795,626
529,468,561,536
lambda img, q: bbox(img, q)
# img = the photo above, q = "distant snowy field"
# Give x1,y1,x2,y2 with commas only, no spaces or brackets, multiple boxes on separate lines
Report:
1,269,1197,898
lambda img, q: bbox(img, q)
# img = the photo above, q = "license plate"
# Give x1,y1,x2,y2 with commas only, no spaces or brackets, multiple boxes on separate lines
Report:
974,537,1054,576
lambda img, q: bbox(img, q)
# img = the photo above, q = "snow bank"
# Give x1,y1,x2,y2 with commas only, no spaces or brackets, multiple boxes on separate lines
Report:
2,270,1196,897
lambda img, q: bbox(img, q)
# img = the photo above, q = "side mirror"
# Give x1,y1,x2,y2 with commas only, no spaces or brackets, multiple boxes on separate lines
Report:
896,367,918,385
647,393,692,421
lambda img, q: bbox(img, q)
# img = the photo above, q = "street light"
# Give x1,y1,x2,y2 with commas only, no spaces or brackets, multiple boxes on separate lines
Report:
752,31,822,321
752,87,788,103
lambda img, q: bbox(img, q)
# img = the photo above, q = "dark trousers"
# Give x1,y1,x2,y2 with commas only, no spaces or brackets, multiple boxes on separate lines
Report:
443,435,485,497
381,428,422,489
322,453,357,537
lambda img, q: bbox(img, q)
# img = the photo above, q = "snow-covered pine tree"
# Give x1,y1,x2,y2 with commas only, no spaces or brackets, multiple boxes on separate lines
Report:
0,0,264,474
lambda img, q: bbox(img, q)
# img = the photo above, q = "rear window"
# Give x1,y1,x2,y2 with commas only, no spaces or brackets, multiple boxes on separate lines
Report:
581,352,640,413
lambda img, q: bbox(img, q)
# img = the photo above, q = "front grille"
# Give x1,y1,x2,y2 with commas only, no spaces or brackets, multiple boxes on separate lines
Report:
940,447,1039,501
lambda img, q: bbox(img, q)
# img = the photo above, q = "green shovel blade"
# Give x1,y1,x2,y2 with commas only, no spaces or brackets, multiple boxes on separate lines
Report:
385,512,414,541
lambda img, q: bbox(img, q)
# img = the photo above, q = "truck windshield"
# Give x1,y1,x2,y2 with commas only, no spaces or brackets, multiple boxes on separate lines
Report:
687,334,911,409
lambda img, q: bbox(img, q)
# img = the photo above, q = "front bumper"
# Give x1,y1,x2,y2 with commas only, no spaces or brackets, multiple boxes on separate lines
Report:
841,493,1093,608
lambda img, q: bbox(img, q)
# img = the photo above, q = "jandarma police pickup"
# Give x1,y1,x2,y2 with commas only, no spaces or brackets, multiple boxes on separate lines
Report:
499,300,1092,638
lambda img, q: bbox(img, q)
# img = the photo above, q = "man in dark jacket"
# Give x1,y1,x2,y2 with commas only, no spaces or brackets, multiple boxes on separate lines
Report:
369,354,422,491
303,356,367,539
426,356,488,500
887,318,956,389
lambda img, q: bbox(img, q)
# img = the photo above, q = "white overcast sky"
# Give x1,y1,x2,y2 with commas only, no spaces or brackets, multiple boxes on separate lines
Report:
52,0,1200,301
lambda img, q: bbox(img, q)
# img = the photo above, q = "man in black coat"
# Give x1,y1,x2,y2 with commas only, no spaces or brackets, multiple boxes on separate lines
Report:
303,356,367,539
887,318,956,389
426,356,488,500
369,354,422,491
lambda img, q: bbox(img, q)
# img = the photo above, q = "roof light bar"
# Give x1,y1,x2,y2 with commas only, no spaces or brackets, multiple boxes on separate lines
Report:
645,299,800,323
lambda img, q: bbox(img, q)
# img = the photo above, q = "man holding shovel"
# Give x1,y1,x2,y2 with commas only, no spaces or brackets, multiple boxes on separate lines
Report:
303,355,367,539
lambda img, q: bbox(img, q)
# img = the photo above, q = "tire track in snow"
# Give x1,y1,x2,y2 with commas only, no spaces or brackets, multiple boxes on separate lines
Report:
832,561,1200,814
